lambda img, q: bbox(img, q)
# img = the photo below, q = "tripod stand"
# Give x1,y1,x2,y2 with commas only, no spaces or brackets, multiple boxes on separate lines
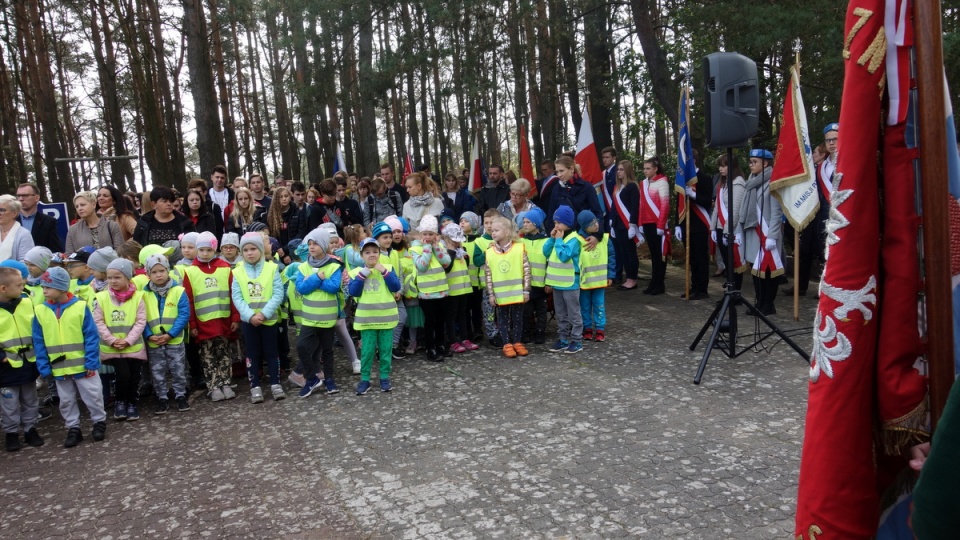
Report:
688,147,810,384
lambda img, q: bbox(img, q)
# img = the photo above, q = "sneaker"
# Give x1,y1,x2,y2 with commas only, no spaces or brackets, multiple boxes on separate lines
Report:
565,341,584,354
298,377,322,398
439,345,452,358
113,401,127,421
250,387,264,404
324,379,340,395
502,344,517,358
450,342,466,353
461,340,480,351
42,395,59,407
5,432,20,452
405,341,417,355
392,347,407,360
176,396,191,411
513,343,529,357
37,408,53,422
595,330,606,342
91,421,106,442
126,403,140,421
155,399,169,415
63,427,83,448
287,371,306,388
356,380,371,395
380,378,392,392
426,349,443,362
24,428,44,447
352,358,361,375
549,340,569,353
210,387,226,402
582,328,594,341
271,384,286,401
222,386,236,400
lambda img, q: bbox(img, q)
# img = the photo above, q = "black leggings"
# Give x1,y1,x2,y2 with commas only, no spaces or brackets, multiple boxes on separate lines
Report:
643,223,666,290
112,357,142,405
444,294,470,343
612,226,639,280
419,297,447,350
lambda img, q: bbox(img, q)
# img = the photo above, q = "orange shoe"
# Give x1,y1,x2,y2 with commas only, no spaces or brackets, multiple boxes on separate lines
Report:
513,343,529,356
502,344,517,358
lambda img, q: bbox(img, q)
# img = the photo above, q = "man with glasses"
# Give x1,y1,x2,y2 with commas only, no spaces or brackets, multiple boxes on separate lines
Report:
15,183,63,252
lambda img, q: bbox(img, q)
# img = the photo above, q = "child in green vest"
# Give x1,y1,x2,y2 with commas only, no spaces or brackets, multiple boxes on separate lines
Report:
576,210,616,342
33,267,107,448
411,215,451,361
0,263,44,451
471,209,501,347
517,208,549,344
544,205,583,354
484,216,531,358
375,219,410,360
23,246,53,305
65,246,97,308
458,211,484,344
442,223,479,353
92,259,147,421
348,238,402,395
143,253,191,413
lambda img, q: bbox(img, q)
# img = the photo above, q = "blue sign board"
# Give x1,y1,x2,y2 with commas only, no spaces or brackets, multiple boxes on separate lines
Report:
37,202,69,247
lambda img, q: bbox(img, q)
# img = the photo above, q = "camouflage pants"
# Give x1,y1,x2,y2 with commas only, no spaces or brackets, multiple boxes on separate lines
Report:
481,293,499,340
199,336,233,390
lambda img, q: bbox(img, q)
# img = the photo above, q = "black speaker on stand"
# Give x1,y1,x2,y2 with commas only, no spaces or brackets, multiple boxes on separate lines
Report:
689,52,810,384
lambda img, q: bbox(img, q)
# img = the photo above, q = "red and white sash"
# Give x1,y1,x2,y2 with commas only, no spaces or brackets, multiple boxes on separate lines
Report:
716,185,746,270
752,194,784,277
641,179,659,219
613,186,639,245
817,159,834,203
602,167,615,210
541,174,558,197
689,185,712,229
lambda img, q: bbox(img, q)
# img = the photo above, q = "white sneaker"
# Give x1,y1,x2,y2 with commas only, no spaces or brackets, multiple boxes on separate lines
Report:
271,384,286,401
352,359,361,375
222,386,236,400
287,372,306,388
250,387,264,404
210,387,225,402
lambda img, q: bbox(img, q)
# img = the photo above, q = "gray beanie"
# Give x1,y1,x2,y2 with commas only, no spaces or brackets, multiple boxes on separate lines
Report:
303,226,330,253
240,232,264,253
87,247,119,273
145,254,170,272
106,258,134,280
23,246,54,271
221,232,241,248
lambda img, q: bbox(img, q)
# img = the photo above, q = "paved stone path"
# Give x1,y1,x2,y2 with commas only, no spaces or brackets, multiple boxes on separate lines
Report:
0,262,816,538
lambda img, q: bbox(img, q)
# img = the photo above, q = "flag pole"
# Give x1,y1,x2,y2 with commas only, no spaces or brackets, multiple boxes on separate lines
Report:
914,0,954,430
793,229,800,321
682,86,691,300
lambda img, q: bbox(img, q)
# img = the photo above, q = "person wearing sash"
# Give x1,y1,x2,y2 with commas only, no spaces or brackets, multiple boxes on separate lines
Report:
639,157,671,295
737,149,783,316
142,252,191,414
610,160,641,290
600,147,619,235
675,151,714,300
710,154,747,291
348,238,402,395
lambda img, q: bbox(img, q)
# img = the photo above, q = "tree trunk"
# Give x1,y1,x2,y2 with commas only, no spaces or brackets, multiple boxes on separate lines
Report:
556,0,580,143
183,0,225,179
290,16,321,184
247,27,267,175
357,3,379,176
227,2,253,174
263,13,295,179
630,0,679,131
582,2,613,151
536,0,557,161
427,25,447,177
206,0,240,178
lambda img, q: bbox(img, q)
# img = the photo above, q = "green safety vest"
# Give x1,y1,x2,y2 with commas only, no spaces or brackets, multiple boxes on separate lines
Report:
577,233,609,290
132,274,149,291
34,301,88,377
297,260,341,328
485,243,525,305
446,256,472,297
287,277,303,325
143,286,186,347
398,250,418,299
471,236,493,287
70,279,96,308
96,290,145,355
185,266,232,321
232,261,280,326
26,283,43,305
521,237,548,288
410,244,449,296
349,264,399,330
544,236,577,288
0,299,36,368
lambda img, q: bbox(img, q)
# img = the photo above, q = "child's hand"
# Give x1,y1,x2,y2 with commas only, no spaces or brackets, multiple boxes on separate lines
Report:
157,334,170,346
230,322,239,333
522,292,530,303
607,279,612,287
113,340,128,350
317,271,326,280
544,286,553,294
85,370,97,378
374,263,387,273
148,335,161,344
190,328,198,338
488,294,497,306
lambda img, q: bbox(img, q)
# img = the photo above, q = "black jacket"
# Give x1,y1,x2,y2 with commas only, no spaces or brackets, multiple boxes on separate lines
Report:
307,199,360,238
474,182,510,216
189,212,219,238
133,210,196,246
18,211,63,253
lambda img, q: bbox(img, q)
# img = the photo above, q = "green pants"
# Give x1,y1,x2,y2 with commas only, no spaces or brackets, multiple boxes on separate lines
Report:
360,328,393,381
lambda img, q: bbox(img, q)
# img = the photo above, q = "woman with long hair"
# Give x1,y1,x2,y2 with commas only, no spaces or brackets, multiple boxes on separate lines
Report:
638,157,670,295
401,172,444,230
710,154,747,289
226,187,265,235
264,186,306,265
66,191,123,253
97,185,138,241
440,172,476,221
610,160,641,290
184,188,218,237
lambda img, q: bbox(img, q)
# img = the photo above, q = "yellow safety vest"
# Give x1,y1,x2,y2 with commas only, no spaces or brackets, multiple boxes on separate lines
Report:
143,286,186,347
0,299,36,368
521,237,548,288
410,244,449,296
471,236,493,287
485,243,526,305
398,250,418,299
132,273,149,291
26,283,44,305
185,266,232,321
297,260,341,328
232,261,280,326
34,301,89,377
446,256,472,297
349,264,399,330
577,233,609,290
96,290,145,355
287,277,303,325
544,236,577,288
70,279,96,308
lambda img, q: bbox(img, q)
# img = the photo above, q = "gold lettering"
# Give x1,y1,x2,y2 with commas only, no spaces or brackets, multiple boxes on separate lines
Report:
796,525,823,540
843,7,874,60
858,28,887,74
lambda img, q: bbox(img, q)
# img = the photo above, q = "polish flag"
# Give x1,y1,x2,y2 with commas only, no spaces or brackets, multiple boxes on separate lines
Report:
575,102,603,184
467,130,485,192
519,124,537,198
402,149,414,177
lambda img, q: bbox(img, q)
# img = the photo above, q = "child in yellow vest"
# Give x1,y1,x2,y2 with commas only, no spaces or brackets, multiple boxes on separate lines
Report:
348,238,402,394
575,210,616,342
484,216,531,358
0,263,44,451
458,211,484,344
23,246,54,305
410,215,451,361
33,267,107,447
92,259,147,421
65,247,97,308
471,209,501,346
544,205,583,354
517,209,549,344
87,246,119,292
143,253,191,413
442,223,479,353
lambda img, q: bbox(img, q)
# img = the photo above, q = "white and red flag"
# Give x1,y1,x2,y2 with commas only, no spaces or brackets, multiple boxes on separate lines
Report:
770,65,820,230
575,102,603,184
467,130,485,193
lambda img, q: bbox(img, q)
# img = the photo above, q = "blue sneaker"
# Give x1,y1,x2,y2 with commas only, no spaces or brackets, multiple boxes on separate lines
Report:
549,340,569,353
298,377,322,398
356,380,371,395
324,378,340,395
126,403,140,421
380,378,392,393
565,341,583,354
114,401,127,421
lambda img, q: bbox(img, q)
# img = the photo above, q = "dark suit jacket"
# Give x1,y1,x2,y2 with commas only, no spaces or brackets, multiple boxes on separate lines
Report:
18,211,63,253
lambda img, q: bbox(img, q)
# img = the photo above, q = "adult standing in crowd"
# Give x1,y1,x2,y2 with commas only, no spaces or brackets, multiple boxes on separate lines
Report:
266,186,306,266
535,159,558,210
609,160,641,290
207,165,233,222
225,187,266,236
546,155,604,241
380,163,409,203
363,176,405,227
496,178,539,222
133,186,195,246
675,151,714,300
184,188,219,237
188,178,224,238
249,172,272,211
15,182,63,252
600,147,618,232
307,178,356,238
402,172,445,230
474,165,510,216
97,185,138,241
737,149,782,316
710,154,747,290
639,157,670,295
335,176,364,227
0,194,35,262
440,172,476,221
66,191,123,254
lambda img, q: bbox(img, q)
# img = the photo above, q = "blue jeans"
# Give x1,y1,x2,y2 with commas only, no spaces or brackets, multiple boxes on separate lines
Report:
241,322,279,388
579,288,606,331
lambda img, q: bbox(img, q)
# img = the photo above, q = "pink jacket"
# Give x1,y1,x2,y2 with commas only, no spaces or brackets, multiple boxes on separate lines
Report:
639,175,670,229
92,288,148,361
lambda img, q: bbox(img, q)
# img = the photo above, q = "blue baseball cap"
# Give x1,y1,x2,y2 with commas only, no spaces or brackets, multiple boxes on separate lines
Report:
749,149,774,160
359,237,380,252
823,122,839,135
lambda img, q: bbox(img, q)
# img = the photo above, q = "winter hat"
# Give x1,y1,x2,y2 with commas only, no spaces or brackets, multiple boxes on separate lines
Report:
318,222,339,240
179,232,199,247
66,246,95,265
295,241,310,261
269,237,281,254
221,232,241,249
439,208,456,226
396,216,411,234
196,231,218,251
39,267,71,291
0,260,28,279
372,222,393,240
303,226,330,253
107,258,134,280
145,254,170,272
23,246,54,271
577,209,598,232
240,232,264,253
161,240,182,265
418,214,439,233
459,211,481,233
384,215,404,233
522,208,546,231
87,247,119,273
139,244,175,267
246,221,268,233
823,122,839,134
442,223,466,243
553,205,575,228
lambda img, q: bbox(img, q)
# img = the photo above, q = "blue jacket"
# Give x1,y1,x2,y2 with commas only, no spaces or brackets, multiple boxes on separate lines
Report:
441,188,477,221
33,294,100,378
546,176,605,233
231,259,285,323
347,267,402,298
141,281,190,341
543,232,582,290
295,260,344,296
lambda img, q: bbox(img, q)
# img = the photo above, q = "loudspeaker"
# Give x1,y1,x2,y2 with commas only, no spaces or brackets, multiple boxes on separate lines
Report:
702,52,759,149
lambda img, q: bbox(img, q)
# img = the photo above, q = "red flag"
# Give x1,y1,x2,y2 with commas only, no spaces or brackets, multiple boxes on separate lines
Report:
770,66,820,230
795,1,927,538
467,131,484,192
519,124,537,198
402,149,414,177
575,102,603,184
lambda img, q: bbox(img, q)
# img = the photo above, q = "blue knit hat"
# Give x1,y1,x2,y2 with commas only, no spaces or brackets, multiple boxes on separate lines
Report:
439,208,456,226
372,222,393,240
553,205,575,228
577,209,598,232
39,267,71,292
0,260,28,279
519,208,545,231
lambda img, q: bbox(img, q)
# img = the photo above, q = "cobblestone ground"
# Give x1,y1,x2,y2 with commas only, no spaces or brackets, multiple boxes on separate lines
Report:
0,261,817,539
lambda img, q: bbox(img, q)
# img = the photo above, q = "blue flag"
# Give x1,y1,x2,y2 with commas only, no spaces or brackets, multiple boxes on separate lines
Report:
333,147,347,175
675,87,697,219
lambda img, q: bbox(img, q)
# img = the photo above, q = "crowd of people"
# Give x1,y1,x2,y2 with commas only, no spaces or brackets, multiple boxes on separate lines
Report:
0,128,838,450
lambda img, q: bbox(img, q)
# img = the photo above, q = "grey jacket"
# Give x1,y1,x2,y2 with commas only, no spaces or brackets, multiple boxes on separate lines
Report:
65,218,123,254
737,167,782,263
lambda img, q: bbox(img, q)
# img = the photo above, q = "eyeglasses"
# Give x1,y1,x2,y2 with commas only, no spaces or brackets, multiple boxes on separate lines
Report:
0,208,8,214
16,193,35,198
825,138,838,143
